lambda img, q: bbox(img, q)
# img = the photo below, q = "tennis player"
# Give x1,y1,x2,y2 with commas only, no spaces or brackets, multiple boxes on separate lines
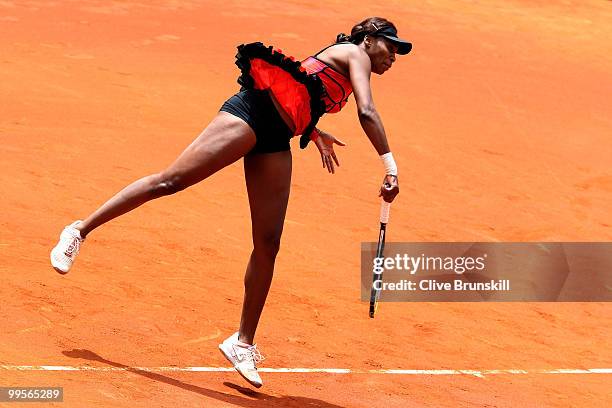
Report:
50,17,408,388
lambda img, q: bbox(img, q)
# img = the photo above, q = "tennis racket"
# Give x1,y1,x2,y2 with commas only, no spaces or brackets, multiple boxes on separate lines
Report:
369,199,390,318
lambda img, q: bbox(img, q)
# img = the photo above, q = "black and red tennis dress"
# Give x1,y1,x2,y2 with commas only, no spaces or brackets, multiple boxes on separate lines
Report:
220,42,353,154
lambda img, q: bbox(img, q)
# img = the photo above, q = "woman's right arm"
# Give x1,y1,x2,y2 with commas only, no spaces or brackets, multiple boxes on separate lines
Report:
347,47,399,202
348,48,390,155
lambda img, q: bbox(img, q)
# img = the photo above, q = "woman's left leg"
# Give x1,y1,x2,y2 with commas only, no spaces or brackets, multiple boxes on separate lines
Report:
239,150,292,345
218,150,291,388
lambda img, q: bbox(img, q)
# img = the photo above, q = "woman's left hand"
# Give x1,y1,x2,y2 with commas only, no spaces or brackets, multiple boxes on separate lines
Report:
314,129,346,174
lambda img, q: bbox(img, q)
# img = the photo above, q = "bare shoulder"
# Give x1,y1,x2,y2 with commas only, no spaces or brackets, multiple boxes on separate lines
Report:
325,43,364,60
317,43,368,75
347,45,370,66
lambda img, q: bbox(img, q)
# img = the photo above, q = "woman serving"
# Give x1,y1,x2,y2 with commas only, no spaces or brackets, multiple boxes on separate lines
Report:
50,16,410,388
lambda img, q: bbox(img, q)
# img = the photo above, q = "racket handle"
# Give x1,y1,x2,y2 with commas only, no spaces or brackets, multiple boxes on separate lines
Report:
380,200,391,224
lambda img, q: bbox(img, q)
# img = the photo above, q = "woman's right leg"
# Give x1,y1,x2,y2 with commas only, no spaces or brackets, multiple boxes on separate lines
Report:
77,112,255,237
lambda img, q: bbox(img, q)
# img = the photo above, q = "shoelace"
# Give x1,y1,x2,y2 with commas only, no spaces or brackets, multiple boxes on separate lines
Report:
64,236,82,259
232,344,265,365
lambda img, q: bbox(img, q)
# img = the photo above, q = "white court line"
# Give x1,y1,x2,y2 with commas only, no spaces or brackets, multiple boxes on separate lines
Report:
1,366,611,377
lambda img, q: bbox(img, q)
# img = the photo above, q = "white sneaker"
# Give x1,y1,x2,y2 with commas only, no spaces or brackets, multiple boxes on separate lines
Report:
50,220,84,274
219,332,265,388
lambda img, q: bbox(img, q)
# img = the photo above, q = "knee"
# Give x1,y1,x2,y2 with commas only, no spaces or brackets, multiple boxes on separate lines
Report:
253,232,282,260
149,172,188,197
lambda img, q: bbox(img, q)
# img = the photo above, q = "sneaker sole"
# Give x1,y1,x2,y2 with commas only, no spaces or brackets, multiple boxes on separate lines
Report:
53,267,69,275
218,345,263,388
50,252,69,275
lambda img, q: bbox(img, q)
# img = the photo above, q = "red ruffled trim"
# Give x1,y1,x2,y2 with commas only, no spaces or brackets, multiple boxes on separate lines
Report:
235,42,326,148
248,59,311,136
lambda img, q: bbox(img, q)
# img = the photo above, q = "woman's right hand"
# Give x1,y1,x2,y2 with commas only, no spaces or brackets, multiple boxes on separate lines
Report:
379,174,399,203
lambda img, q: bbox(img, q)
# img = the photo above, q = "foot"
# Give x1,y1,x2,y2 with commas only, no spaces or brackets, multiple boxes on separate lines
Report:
219,332,265,388
50,220,84,274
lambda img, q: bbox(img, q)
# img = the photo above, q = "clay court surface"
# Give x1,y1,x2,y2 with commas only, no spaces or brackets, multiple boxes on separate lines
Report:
2,0,611,406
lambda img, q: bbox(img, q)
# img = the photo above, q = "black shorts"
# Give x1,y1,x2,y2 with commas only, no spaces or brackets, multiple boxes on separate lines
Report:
220,89,292,154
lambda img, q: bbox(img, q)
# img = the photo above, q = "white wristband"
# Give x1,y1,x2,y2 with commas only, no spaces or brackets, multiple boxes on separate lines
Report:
380,152,398,176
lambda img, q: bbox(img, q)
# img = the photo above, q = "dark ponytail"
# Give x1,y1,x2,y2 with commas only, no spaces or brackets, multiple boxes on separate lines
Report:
336,33,351,43
335,17,397,45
